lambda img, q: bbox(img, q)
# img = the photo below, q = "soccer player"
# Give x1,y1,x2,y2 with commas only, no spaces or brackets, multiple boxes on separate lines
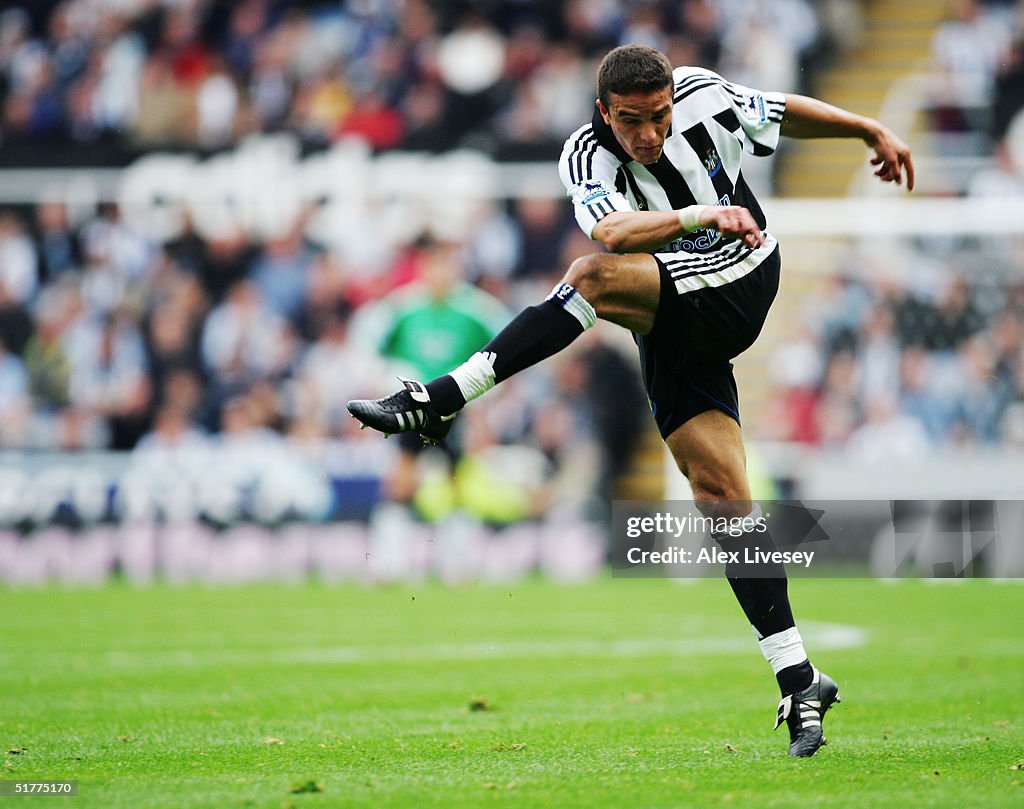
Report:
348,44,914,756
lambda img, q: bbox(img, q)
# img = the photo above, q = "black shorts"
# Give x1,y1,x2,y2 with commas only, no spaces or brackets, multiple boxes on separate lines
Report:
635,245,781,438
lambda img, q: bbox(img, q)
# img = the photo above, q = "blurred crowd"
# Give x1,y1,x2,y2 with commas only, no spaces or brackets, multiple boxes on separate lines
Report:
0,0,841,523
760,0,1024,459
928,0,1024,139
0,185,653,524
0,0,845,155
0,0,1021,523
764,238,1024,458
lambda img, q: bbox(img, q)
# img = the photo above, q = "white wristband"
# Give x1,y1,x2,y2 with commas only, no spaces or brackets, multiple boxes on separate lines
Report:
677,205,708,232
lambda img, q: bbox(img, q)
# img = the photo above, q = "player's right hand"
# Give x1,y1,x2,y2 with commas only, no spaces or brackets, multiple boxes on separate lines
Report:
867,124,914,191
701,205,766,249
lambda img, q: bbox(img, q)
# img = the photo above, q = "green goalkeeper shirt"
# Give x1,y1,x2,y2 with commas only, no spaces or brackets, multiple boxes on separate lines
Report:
377,283,509,382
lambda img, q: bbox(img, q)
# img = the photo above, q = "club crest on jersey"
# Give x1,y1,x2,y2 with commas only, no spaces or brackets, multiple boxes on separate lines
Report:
578,180,611,206
743,92,768,124
704,146,722,177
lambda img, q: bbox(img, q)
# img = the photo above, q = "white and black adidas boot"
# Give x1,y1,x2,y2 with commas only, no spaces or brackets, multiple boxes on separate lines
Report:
347,378,455,444
773,668,841,757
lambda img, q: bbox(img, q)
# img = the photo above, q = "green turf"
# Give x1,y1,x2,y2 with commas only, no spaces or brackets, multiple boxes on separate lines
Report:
2,577,1022,808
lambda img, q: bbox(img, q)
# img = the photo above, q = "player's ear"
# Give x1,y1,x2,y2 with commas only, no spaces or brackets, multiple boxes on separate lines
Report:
596,98,611,125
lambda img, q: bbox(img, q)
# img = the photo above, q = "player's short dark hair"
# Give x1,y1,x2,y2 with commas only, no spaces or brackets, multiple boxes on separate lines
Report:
597,45,673,108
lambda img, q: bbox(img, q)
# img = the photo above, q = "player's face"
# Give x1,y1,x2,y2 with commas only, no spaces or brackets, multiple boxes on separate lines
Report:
597,87,673,165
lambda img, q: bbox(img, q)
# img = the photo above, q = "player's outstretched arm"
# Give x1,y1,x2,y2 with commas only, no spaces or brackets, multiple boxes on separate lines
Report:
593,210,694,253
780,93,914,191
593,206,765,253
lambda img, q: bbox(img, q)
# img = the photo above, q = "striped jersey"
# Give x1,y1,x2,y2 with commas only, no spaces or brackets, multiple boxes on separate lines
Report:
558,66,786,294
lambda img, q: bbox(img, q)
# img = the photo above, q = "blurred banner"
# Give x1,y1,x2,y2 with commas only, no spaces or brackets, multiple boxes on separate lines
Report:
3,447,1024,583
0,445,605,585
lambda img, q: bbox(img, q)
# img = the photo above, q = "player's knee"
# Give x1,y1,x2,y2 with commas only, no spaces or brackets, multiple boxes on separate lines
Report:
562,254,612,306
689,473,750,519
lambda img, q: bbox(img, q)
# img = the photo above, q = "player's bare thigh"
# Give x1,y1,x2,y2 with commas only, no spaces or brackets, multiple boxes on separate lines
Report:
561,252,661,335
665,409,752,519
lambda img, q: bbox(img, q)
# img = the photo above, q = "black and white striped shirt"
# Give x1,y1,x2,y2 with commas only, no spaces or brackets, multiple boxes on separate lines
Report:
558,66,785,294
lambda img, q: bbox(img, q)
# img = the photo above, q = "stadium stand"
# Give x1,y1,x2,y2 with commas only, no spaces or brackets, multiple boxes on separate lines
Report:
0,1,1023,539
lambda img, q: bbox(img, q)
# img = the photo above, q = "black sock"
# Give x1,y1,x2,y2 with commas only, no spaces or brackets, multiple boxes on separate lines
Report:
423,375,465,417
776,659,814,696
425,295,589,416
724,574,795,638
717,522,812,695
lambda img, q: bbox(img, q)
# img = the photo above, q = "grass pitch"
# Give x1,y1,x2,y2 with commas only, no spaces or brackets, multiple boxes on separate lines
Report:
2,577,1022,808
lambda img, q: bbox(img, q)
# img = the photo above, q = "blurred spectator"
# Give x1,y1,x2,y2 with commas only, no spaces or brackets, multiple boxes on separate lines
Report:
766,321,825,444
66,310,151,449
336,86,403,149
248,46,290,133
196,56,239,148
815,0,865,56
0,336,30,445
930,0,1013,131
917,278,983,352
132,402,211,477
967,138,1024,197
0,281,33,359
900,347,954,442
720,13,800,93
290,62,351,145
250,225,316,324
955,334,1003,442
620,3,666,51
78,203,155,315
133,50,193,145
0,210,39,306
462,201,522,292
719,0,820,84
216,391,288,471
23,282,74,410
526,43,594,141
549,334,647,508
525,396,603,518
191,225,256,304
992,35,1024,139
513,197,574,279
144,272,207,407
673,1,722,68
224,0,271,77
34,199,80,282
293,307,387,435
92,11,146,135
847,395,930,462
356,239,509,382
562,0,622,53
857,305,901,403
200,279,294,389
394,78,446,151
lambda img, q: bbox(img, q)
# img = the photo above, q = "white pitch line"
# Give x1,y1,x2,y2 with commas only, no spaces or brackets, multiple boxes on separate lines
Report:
83,620,867,671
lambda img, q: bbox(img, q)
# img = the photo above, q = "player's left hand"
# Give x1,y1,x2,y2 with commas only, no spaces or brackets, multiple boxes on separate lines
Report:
700,205,765,250
867,125,914,191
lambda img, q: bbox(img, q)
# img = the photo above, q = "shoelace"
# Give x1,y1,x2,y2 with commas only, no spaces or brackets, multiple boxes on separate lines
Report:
378,390,414,412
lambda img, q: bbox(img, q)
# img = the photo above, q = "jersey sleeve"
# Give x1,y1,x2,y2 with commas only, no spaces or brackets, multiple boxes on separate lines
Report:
558,127,633,239
717,75,787,157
